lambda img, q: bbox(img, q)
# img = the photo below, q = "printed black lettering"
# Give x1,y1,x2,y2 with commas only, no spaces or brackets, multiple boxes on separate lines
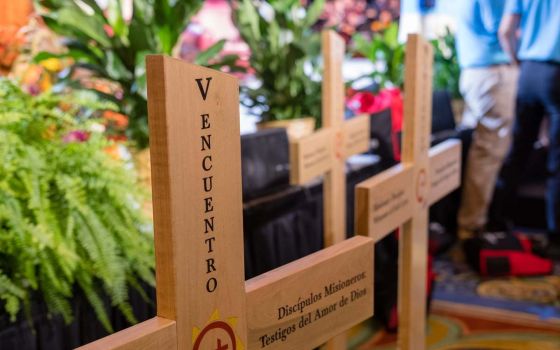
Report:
201,134,211,151
195,77,212,100
204,216,214,233
202,155,212,171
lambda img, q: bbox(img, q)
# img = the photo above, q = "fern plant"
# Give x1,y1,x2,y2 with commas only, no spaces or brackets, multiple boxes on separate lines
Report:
0,79,154,331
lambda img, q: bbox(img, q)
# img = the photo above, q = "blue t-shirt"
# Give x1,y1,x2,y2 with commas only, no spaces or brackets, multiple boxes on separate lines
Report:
454,0,510,68
505,0,560,63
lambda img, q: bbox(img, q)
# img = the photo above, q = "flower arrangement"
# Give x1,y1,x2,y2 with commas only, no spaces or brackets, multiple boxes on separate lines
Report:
34,0,231,149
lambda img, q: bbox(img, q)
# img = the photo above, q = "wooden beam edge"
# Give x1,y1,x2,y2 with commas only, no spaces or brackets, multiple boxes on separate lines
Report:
75,317,177,350
245,236,373,293
355,163,413,190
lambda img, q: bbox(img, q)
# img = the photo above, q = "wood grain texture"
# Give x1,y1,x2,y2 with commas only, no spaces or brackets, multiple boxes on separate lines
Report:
321,30,347,249
353,34,460,350
320,30,353,350
75,317,176,350
289,32,371,349
146,55,247,350
428,139,461,205
398,34,434,350
289,129,334,185
342,114,370,158
355,164,414,241
245,236,374,350
78,53,375,350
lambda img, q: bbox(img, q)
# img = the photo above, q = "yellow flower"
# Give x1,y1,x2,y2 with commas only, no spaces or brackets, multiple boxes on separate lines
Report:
40,57,63,72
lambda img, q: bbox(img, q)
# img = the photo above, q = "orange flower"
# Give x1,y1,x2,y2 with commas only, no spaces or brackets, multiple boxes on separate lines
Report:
21,65,43,86
42,124,57,140
39,72,52,92
104,144,121,160
103,110,129,129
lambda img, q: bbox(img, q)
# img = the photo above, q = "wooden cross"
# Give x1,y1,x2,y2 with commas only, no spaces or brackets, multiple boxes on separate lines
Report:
289,30,371,248
354,34,462,350
77,56,375,350
288,30,370,350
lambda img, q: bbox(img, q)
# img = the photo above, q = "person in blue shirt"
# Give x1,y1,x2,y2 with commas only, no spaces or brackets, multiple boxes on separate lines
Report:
453,1,518,244
498,0,560,259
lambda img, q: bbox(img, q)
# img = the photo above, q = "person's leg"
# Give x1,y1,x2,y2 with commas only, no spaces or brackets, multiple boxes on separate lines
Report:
495,62,545,227
457,66,518,238
540,63,560,258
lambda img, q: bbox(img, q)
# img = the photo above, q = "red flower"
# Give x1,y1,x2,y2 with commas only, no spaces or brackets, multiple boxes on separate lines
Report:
63,130,89,143
347,91,385,114
103,24,115,38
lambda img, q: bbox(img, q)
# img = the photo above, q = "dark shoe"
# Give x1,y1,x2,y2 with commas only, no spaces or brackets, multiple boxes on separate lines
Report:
544,235,560,261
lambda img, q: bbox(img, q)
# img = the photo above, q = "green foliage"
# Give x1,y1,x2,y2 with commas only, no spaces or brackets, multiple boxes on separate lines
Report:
34,0,229,149
233,0,325,124
0,79,154,332
353,25,461,99
431,28,461,99
352,23,405,90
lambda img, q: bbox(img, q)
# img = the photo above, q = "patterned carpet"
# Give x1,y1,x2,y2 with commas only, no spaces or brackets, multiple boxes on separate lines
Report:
432,258,560,322
345,251,560,350
347,313,560,350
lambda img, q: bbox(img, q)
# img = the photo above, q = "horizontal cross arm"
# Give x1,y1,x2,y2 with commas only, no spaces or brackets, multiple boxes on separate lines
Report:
355,164,415,241
428,139,462,205
75,317,176,350
342,115,370,158
245,236,374,350
290,128,334,185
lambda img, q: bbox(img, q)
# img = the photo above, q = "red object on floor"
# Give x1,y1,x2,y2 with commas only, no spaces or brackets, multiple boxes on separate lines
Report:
479,250,553,276
471,232,554,277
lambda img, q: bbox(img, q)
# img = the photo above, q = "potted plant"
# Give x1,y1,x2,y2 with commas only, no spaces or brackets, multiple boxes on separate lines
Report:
33,0,230,149
352,22,405,90
233,0,325,139
431,28,463,121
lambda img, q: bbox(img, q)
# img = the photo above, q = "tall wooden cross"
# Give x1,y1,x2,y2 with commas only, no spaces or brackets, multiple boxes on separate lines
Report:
354,34,462,350
77,56,375,350
288,30,370,350
289,31,370,248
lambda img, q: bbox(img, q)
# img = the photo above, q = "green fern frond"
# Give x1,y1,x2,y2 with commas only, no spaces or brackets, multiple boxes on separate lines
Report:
0,78,154,332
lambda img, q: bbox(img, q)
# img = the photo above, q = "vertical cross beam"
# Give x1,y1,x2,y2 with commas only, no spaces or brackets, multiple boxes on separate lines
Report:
321,31,350,350
290,29,369,350
355,33,462,350
398,34,433,350
322,30,347,248
146,56,247,350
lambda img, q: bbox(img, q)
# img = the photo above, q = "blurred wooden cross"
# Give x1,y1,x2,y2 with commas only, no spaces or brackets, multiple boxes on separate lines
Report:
289,30,370,248
355,34,462,350
288,30,371,350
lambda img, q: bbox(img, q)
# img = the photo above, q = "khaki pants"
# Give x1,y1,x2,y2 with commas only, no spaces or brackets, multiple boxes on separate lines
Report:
458,65,519,236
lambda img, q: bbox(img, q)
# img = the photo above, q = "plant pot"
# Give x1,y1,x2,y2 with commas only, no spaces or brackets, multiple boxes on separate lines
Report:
257,117,316,140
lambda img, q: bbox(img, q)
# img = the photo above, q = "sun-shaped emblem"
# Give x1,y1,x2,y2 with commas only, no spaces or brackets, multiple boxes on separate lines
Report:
192,310,244,350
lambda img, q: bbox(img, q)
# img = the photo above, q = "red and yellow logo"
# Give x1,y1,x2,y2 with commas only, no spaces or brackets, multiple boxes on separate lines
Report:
193,310,244,350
